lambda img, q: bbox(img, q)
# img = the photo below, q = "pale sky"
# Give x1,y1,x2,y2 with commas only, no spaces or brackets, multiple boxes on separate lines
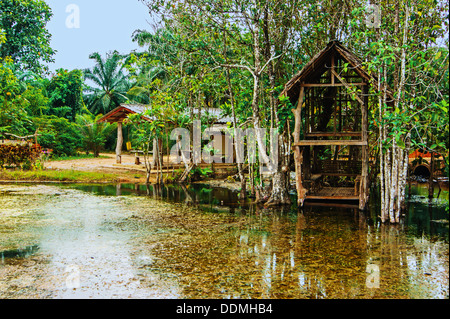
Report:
45,0,154,73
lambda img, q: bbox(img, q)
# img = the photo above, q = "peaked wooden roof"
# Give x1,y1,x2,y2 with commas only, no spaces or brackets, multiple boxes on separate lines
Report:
98,104,154,123
280,40,381,106
98,104,233,125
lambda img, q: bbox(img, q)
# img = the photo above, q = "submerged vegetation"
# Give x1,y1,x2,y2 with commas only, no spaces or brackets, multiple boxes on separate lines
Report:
0,183,448,298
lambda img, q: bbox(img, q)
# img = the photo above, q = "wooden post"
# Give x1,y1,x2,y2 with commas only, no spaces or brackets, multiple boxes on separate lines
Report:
332,68,369,210
359,85,369,210
428,151,434,201
303,146,311,180
331,54,335,86
116,122,123,164
305,89,310,133
292,86,308,206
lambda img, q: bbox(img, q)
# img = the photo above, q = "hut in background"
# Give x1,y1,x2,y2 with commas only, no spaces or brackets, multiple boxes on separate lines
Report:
98,104,154,164
98,103,234,166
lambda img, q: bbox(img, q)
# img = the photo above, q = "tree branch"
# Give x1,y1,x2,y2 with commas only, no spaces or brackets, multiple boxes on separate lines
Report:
260,53,283,75
219,63,255,78
4,133,41,140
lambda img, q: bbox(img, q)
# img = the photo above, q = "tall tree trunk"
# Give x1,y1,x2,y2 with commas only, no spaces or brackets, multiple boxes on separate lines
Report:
248,11,275,202
379,5,411,223
229,72,247,199
143,136,152,185
389,143,399,223
265,131,291,206
155,138,163,184
263,6,291,205
398,134,410,212
428,145,435,201
222,29,246,199
378,64,387,222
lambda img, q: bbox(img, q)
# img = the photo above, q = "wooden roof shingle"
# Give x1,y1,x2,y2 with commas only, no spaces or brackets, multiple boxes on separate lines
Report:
98,103,154,123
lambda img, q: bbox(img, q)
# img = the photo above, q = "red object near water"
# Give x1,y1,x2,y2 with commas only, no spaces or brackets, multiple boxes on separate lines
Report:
409,150,440,159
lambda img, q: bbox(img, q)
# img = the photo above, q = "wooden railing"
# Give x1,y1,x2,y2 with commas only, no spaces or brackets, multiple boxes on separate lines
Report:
313,160,362,175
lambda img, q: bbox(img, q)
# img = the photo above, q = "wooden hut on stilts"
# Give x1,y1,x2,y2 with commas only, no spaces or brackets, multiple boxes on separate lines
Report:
281,40,378,210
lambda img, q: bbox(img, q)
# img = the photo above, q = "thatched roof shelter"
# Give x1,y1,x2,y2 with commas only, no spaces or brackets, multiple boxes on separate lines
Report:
280,40,390,108
283,40,384,210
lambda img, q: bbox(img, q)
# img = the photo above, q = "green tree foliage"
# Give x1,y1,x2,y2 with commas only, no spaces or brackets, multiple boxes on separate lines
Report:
339,0,449,222
0,0,55,74
127,110,167,184
127,29,178,104
0,28,5,44
0,0,446,219
84,51,130,115
0,57,32,136
46,69,84,122
137,0,313,202
23,84,49,117
0,59,85,156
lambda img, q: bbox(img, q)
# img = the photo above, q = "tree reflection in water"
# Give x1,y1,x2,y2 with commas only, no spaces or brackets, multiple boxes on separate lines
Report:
143,199,448,299
0,183,447,299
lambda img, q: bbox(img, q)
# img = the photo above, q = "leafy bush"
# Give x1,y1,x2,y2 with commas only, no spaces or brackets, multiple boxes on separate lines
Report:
189,166,214,181
33,115,83,156
0,143,41,169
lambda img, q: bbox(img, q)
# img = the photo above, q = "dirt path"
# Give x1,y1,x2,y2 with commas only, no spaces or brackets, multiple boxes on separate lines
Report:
47,153,151,183
46,153,241,188
48,153,139,171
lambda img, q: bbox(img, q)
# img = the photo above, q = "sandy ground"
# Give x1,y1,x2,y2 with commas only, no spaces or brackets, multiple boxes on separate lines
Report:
48,153,145,172
46,153,241,188
46,153,167,183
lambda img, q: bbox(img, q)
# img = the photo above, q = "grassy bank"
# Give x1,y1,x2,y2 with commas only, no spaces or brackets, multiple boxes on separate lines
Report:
0,169,120,183
50,154,110,161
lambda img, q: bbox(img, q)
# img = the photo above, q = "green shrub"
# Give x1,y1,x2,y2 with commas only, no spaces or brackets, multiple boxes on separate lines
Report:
33,115,83,156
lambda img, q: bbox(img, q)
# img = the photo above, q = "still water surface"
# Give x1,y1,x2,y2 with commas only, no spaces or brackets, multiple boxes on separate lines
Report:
0,182,448,299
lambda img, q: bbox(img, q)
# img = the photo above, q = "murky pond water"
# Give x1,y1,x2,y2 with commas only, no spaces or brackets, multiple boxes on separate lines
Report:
0,182,448,299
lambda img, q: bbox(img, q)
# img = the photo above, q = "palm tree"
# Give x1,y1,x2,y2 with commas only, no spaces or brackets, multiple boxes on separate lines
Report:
83,51,130,115
76,111,116,157
126,29,177,104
